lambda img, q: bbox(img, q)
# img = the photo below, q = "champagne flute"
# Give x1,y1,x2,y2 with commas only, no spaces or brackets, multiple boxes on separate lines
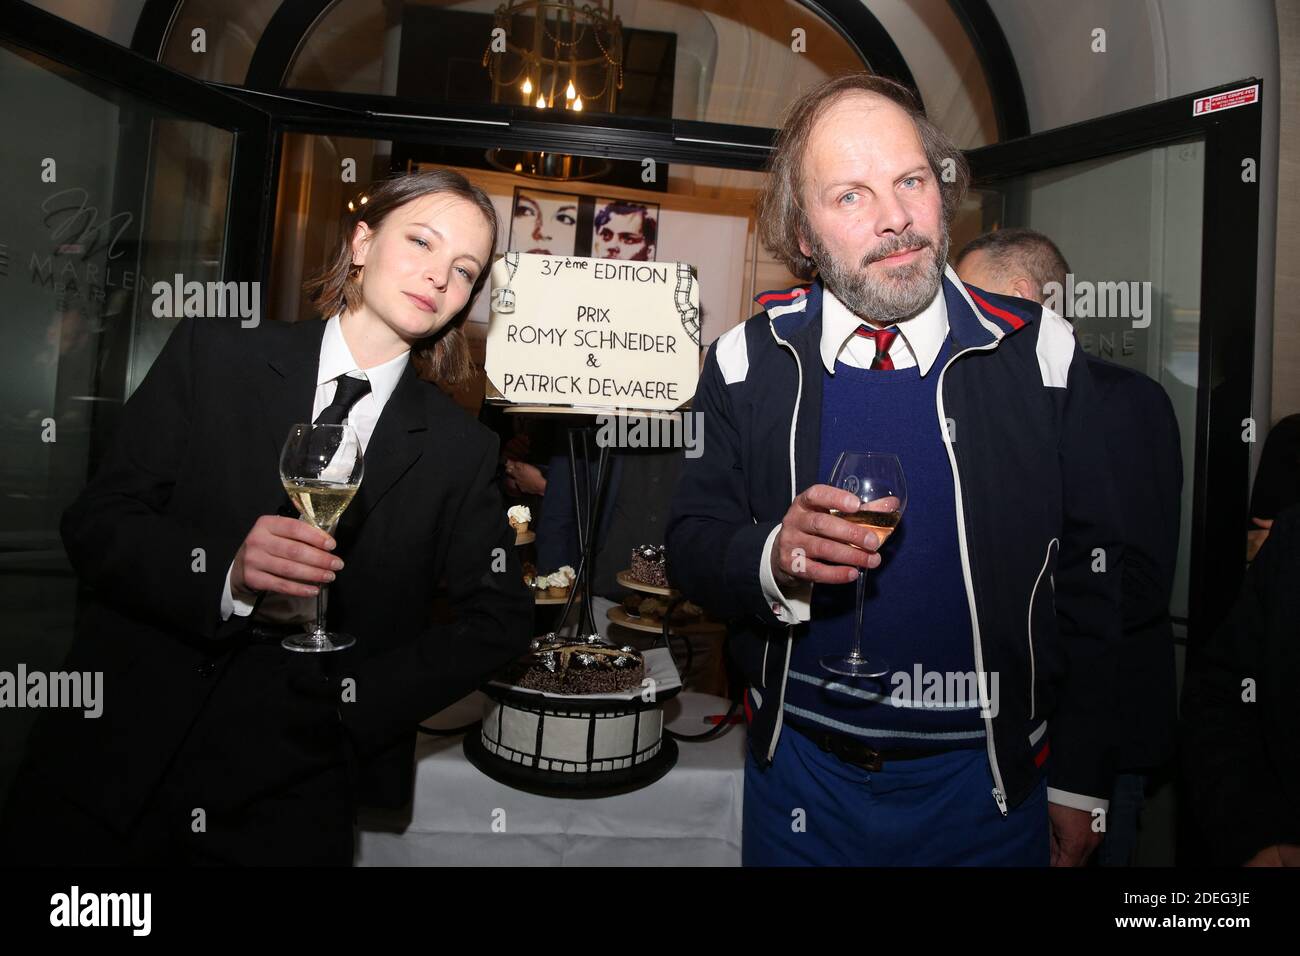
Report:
279,423,364,653
820,451,907,678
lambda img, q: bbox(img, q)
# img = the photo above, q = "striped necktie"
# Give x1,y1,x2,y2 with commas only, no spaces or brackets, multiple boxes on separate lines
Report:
853,324,900,370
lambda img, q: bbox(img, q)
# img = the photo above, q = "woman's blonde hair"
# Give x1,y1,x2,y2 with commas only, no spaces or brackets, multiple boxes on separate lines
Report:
757,73,970,281
303,168,498,386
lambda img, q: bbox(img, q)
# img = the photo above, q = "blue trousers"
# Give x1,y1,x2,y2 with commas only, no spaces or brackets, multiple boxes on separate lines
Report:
743,723,1049,866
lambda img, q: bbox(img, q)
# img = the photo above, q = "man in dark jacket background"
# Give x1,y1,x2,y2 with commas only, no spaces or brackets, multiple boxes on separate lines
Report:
957,228,1183,866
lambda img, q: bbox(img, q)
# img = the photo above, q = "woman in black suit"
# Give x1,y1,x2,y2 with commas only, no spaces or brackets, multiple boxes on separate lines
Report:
0,169,534,865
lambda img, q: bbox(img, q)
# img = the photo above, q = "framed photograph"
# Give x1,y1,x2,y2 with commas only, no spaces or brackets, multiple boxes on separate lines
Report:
509,188,661,264
591,197,659,261
509,187,579,256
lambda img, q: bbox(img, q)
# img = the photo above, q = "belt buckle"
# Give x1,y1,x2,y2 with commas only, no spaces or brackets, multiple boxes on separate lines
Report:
844,744,883,773
821,733,883,772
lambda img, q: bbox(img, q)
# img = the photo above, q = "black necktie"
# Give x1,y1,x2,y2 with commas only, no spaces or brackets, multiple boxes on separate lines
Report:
315,374,371,426
278,375,372,519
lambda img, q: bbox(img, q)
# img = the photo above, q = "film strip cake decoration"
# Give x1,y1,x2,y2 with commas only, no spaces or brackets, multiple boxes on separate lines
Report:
473,634,674,786
674,262,701,346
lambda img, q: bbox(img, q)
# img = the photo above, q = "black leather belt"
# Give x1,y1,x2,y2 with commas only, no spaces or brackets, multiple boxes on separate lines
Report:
788,720,954,772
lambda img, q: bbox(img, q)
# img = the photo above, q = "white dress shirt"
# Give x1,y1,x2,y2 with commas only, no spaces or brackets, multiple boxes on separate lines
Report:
219,313,411,622
757,279,951,624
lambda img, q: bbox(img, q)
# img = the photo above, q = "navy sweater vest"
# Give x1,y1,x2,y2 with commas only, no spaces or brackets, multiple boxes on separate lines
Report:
783,334,989,751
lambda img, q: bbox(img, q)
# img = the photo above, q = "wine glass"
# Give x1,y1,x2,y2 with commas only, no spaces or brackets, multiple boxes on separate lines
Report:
820,451,907,678
278,423,364,653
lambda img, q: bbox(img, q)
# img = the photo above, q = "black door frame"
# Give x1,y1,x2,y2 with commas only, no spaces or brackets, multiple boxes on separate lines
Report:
1,0,277,287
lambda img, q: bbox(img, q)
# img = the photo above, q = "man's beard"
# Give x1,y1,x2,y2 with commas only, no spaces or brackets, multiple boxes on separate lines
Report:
806,224,949,324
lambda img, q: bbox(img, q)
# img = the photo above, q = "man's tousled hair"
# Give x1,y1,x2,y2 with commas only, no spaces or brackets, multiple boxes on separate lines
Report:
756,72,971,281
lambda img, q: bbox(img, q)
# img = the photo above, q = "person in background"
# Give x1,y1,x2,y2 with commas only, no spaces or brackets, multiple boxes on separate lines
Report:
1245,414,1300,563
478,402,551,524
956,227,1182,867
1181,503,1300,865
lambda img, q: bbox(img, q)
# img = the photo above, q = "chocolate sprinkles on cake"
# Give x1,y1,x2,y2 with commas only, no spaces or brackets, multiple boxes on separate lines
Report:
499,633,645,695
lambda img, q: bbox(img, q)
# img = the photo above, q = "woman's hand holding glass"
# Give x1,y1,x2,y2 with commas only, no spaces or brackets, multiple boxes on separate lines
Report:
229,515,343,603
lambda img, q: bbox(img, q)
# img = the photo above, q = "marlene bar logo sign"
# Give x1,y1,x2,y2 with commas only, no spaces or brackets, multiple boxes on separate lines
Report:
485,252,702,413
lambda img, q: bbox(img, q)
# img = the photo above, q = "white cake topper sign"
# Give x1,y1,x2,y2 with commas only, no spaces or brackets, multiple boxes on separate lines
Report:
486,252,701,412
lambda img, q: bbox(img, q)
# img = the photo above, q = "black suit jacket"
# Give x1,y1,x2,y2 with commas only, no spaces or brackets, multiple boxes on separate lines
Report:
1088,356,1182,772
24,315,533,831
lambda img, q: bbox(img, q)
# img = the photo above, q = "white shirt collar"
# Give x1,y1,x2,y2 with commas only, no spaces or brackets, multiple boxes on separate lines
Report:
317,313,410,408
819,272,950,377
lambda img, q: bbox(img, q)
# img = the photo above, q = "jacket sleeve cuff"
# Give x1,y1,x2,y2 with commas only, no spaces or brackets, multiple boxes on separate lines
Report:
1047,787,1110,815
758,524,811,623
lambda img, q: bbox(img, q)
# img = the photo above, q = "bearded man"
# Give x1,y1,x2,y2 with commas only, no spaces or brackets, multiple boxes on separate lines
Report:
666,74,1124,866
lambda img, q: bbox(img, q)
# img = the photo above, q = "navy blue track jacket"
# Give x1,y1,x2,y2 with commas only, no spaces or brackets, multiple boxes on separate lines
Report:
667,268,1125,814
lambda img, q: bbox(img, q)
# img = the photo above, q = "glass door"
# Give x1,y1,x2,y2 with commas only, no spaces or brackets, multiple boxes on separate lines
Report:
961,80,1263,651
0,6,272,801
956,138,1205,635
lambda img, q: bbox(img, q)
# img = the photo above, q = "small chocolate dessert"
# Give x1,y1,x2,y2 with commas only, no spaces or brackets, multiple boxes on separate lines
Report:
629,544,669,588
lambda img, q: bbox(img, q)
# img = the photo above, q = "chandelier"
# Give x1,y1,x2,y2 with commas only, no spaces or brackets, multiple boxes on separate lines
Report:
482,0,624,114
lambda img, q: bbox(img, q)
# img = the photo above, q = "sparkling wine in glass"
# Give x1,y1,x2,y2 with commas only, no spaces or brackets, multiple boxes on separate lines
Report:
821,451,907,678
279,423,364,653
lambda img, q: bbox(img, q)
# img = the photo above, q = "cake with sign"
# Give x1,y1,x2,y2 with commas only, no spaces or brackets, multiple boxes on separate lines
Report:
462,251,698,796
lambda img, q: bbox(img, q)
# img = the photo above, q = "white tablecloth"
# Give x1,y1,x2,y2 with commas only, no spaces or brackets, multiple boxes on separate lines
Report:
354,691,746,866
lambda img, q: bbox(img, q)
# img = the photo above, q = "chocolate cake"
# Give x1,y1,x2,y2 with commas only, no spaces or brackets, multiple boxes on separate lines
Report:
499,634,644,695
629,544,669,588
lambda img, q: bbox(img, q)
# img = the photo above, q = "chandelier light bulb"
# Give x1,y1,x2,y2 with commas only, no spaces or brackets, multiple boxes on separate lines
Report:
573,96,584,111
535,94,546,108
566,80,576,99
522,77,533,95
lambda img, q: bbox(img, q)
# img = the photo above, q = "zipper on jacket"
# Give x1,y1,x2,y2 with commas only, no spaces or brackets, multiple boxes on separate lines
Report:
765,321,803,762
935,338,1010,816
1028,538,1059,721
